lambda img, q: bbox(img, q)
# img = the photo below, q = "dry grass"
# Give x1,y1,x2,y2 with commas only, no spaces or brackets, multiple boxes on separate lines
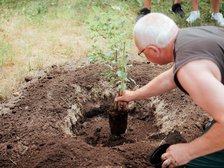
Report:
0,14,91,99
0,0,137,100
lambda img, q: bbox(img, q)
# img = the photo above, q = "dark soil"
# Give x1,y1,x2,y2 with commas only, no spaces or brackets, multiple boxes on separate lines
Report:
0,61,210,168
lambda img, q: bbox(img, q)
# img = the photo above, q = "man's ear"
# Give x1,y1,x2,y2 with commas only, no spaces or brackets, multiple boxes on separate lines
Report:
145,45,160,60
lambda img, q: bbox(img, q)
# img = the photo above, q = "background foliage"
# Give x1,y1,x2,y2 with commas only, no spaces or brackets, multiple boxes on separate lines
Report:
0,0,223,100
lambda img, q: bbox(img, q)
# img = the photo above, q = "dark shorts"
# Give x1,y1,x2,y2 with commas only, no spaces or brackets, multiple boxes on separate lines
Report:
186,120,224,168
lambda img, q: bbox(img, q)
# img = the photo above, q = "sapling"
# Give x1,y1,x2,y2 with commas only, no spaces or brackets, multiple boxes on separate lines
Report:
87,7,134,135
109,42,129,135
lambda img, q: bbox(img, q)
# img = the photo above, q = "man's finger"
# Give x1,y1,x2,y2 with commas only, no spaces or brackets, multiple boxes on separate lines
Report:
115,96,121,102
161,153,168,161
162,159,171,168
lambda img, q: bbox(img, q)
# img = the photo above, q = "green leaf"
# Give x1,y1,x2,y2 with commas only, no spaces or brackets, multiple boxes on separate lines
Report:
116,70,125,78
121,83,127,90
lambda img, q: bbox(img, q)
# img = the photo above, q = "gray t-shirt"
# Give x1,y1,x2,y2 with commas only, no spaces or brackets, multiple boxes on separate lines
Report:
173,26,224,94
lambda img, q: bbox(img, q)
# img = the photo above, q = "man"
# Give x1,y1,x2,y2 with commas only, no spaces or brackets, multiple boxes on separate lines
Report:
115,13,224,167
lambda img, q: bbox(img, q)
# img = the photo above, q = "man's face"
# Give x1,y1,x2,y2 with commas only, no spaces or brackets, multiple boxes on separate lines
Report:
136,41,173,65
137,45,164,65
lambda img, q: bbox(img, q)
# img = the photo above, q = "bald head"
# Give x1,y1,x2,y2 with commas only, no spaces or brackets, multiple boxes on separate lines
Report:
134,13,178,49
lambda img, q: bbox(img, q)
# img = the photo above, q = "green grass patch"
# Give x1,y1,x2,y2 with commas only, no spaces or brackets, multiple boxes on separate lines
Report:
0,37,14,66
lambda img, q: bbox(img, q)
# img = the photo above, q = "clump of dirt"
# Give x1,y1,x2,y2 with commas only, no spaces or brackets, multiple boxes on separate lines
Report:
0,61,209,167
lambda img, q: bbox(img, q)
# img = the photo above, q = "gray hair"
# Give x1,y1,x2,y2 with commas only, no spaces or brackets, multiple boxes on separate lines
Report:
134,13,178,48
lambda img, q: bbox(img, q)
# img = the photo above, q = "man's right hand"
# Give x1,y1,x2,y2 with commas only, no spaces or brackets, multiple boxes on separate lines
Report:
114,90,136,102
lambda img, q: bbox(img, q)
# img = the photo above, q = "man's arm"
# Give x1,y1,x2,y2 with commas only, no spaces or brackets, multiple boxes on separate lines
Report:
115,67,177,102
177,59,224,159
161,59,224,167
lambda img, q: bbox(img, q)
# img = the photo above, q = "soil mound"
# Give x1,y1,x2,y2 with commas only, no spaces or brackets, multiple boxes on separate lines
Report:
0,61,209,168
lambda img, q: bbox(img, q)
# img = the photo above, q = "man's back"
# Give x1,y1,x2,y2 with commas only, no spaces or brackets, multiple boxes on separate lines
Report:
174,26,224,85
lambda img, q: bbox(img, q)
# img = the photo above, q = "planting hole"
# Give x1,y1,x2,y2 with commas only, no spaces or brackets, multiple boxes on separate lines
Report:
73,102,159,147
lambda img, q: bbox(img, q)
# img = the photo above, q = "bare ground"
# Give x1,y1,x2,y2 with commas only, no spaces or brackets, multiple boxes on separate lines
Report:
0,60,210,168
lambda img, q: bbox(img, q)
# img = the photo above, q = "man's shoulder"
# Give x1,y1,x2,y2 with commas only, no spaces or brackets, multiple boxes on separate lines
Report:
176,26,223,49
179,26,224,37
180,25,222,31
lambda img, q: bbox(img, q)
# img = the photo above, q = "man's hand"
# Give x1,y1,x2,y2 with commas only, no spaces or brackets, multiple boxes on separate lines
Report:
161,143,192,168
114,90,136,103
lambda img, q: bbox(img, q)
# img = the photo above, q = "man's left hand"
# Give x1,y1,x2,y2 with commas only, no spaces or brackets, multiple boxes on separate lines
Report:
161,143,192,168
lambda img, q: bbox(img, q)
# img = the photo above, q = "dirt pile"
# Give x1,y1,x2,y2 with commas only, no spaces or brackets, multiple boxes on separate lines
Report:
0,61,209,168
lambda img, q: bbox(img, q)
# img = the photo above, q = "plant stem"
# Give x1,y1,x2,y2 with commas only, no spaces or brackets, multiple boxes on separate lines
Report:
121,42,125,92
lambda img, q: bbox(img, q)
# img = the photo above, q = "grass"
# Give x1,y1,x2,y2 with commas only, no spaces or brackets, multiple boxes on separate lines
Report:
0,0,223,101
0,37,14,66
